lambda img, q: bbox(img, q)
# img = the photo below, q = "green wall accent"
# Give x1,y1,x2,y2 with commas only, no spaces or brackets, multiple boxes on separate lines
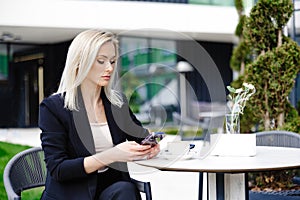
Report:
0,54,8,78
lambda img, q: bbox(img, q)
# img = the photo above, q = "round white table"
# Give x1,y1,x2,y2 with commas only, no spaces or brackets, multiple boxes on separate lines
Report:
135,146,300,200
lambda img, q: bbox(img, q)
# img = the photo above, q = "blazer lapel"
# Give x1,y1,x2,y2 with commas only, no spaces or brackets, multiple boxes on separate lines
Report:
101,91,126,145
72,88,96,155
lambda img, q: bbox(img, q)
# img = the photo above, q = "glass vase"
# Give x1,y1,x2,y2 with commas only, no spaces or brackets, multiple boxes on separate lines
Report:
225,113,240,134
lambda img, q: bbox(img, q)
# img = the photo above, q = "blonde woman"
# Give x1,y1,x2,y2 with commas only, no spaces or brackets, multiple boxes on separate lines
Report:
39,30,160,200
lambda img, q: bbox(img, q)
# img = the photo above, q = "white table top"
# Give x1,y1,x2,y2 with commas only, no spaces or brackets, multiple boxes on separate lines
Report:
135,146,300,173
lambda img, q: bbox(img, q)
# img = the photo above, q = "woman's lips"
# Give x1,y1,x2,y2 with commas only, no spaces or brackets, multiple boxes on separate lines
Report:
102,75,110,80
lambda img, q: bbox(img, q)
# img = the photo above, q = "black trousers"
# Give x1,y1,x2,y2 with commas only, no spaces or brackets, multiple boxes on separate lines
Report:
95,169,141,200
98,181,142,200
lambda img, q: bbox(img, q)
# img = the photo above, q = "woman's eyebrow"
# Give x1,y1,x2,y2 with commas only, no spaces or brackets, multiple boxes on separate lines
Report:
97,55,116,59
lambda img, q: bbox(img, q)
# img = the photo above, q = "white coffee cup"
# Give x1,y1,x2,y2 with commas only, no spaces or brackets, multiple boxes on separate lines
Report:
166,141,190,155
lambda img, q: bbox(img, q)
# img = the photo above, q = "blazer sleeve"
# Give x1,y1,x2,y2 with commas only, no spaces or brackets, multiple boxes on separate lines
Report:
39,95,89,182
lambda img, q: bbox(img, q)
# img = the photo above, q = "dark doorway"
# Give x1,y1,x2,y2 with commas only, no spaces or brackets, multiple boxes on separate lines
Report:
11,57,42,127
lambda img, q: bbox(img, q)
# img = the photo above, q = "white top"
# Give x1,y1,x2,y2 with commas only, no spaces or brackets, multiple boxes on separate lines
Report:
91,122,113,173
90,122,113,153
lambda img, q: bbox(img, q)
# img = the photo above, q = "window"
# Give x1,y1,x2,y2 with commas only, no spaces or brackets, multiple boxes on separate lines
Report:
119,36,178,123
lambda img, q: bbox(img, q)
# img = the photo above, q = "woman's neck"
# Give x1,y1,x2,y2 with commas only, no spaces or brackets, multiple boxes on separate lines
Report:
80,83,107,123
80,83,102,107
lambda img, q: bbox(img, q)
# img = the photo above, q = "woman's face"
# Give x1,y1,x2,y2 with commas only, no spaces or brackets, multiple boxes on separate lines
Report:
85,41,116,87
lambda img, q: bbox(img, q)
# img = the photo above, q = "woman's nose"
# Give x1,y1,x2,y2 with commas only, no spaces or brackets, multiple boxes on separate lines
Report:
106,63,113,71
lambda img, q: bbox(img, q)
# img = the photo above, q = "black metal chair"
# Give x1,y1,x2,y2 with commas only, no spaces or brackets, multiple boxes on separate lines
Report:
3,146,152,200
256,130,300,148
256,130,300,186
249,130,300,200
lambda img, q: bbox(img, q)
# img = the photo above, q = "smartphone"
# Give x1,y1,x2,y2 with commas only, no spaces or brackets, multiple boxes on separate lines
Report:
141,132,165,146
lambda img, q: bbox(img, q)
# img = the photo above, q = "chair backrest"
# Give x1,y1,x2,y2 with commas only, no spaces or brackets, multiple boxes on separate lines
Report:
131,178,152,200
3,146,46,200
4,147,152,200
256,130,300,148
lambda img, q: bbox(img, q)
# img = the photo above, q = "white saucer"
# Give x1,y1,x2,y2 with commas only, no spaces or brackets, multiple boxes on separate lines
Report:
159,153,193,160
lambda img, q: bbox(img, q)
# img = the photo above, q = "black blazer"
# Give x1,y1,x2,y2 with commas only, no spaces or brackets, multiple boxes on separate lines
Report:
39,89,149,200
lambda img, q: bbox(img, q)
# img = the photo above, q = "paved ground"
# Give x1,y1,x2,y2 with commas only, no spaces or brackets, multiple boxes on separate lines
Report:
0,128,200,200
0,128,41,147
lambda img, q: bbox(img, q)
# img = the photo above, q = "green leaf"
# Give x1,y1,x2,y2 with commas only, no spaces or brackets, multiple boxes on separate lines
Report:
227,86,236,93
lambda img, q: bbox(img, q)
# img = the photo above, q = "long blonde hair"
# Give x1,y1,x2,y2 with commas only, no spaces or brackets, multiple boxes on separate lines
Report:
56,29,123,110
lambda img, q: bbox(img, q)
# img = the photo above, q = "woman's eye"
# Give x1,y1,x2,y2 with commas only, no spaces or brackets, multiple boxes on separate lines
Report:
110,60,116,64
97,60,105,64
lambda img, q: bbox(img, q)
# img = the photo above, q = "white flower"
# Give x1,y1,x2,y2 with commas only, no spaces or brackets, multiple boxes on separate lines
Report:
227,82,256,115
235,88,243,93
243,82,255,90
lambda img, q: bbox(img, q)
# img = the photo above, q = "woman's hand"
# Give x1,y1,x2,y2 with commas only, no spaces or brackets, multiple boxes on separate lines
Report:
147,144,160,159
92,141,152,166
85,141,160,174
109,141,160,161
113,141,152,162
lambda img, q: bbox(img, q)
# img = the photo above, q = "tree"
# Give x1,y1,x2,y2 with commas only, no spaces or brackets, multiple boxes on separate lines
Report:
231,0,300,131
230,0,300,192
230,0,256,132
